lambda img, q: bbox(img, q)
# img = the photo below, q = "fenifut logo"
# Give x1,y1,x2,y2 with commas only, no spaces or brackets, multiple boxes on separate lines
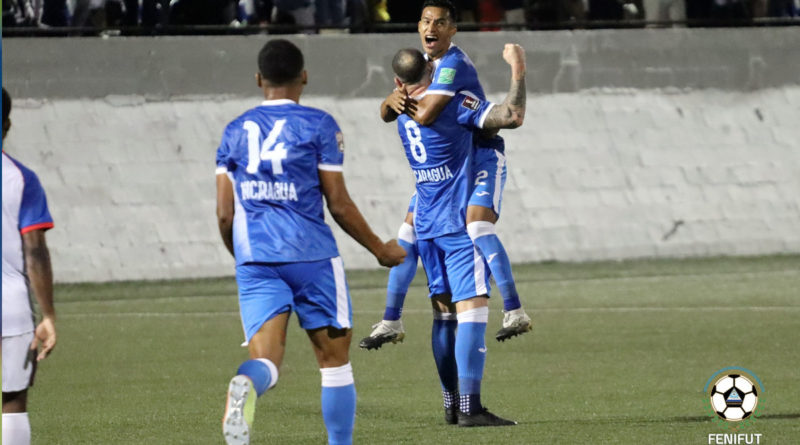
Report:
704,367,764,429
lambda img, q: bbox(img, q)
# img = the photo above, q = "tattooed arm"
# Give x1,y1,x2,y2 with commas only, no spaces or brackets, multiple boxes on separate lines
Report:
482,44,526,130
23,229,57,361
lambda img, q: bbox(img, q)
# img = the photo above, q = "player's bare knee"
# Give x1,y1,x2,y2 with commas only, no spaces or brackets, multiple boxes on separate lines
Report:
430,293,455,313
2,390,28,413
248,341,285,367
315,345,350,368
466,205,497,225
309,327,351,368
455,295,489,313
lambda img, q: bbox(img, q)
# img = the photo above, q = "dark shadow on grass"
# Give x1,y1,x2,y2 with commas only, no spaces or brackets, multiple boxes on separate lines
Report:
522,412,800,427
758,413,800,420
524,415,711,426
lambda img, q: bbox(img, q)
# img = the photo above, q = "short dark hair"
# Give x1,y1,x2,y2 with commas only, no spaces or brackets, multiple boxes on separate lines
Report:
422,0,457,22
257,39,304,85
2,88,11,124
392,49,428,85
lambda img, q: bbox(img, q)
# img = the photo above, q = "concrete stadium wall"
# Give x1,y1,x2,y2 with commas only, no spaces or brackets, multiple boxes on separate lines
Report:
2,28,799,283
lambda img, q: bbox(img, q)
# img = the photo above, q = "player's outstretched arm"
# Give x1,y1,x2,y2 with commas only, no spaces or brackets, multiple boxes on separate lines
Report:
216,173,235,257
22,229,57,361
483,43,527,130
319,170,406,267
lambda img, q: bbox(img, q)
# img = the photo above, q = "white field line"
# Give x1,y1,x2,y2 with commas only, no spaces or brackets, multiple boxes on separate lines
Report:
58,268,800,306
58,305,800,319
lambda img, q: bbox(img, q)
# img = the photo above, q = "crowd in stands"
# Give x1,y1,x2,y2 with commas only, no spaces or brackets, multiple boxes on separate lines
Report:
3,0,798,31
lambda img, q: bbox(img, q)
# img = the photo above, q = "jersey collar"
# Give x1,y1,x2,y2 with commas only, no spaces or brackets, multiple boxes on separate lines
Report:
260,99,296,106
425,42,456,69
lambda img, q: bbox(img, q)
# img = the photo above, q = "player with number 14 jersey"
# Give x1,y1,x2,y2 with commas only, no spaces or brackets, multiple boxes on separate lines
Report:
216,100,346,264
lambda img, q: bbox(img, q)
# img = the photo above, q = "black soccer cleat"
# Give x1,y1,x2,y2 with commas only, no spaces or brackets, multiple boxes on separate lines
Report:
458,407,517,427
444,407,458,425
358,320,405,350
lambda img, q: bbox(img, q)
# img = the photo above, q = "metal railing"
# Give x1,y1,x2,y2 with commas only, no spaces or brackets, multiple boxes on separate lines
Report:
2,16,798,37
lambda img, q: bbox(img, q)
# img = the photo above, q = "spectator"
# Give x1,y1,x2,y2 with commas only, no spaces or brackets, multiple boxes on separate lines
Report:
588,0,645,21
643,0,685,25
41,0,69,26
140,0,170,27
478,0,504,29
455,0,477,21
72,0,138,29
526,0,586,27
388,0,424,24
2,0,69,27
316,0,346,26
3,0,37,27
769,0,799,16
345,0,370,31
685,0,708,21
169,0,239,25
709,0,750,21
500,0,525,26
270,0,315,32
751,0,768,17
372,0,390,22
71,0,105,28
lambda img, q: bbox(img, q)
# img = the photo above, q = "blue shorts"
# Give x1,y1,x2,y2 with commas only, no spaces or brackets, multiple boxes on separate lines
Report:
469,146,507,216
235,257,352,342
406,145,507,219
417,231,491,302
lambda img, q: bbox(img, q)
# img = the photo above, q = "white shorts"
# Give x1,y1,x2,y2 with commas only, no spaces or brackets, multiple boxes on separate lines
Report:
2,332,36,393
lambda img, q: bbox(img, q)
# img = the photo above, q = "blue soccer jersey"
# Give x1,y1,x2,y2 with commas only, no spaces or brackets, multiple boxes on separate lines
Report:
428,44,507,155
427,44,486,102
397,93,494,240
216,99,345,264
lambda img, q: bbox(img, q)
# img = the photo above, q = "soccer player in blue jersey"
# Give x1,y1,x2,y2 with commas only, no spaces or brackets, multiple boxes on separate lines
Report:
361,0,531,350
2,87,58,445
383,45,527,427
215,40,406,445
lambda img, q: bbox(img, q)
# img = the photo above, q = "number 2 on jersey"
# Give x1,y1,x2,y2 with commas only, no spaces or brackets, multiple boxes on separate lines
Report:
243,119,288,174
404,120,427,163
474,170,488,186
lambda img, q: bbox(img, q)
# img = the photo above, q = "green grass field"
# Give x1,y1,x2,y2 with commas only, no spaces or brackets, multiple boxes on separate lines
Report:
31,255,800,444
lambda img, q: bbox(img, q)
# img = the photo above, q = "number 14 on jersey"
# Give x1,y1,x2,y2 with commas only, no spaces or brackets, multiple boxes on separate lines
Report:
243,119,288,174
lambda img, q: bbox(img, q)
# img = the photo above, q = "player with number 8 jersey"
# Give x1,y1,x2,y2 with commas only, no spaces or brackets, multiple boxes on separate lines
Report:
397,99,491,240
360,1,531,354
216,101,345,264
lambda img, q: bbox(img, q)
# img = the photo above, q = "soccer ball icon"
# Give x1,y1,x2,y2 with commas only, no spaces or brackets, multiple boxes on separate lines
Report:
710,374,758,421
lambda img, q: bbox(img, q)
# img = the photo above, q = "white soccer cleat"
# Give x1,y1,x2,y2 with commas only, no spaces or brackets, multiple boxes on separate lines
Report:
223,375,256,445
358,319,405,350
495,308,532,342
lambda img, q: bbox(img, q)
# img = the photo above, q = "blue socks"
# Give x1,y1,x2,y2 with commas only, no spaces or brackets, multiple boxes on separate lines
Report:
236,358,279,396
383,223,418,321
321,363,356,445
236,359,355,444
455,307,489,415
431,314,459,408
467,221,521,311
